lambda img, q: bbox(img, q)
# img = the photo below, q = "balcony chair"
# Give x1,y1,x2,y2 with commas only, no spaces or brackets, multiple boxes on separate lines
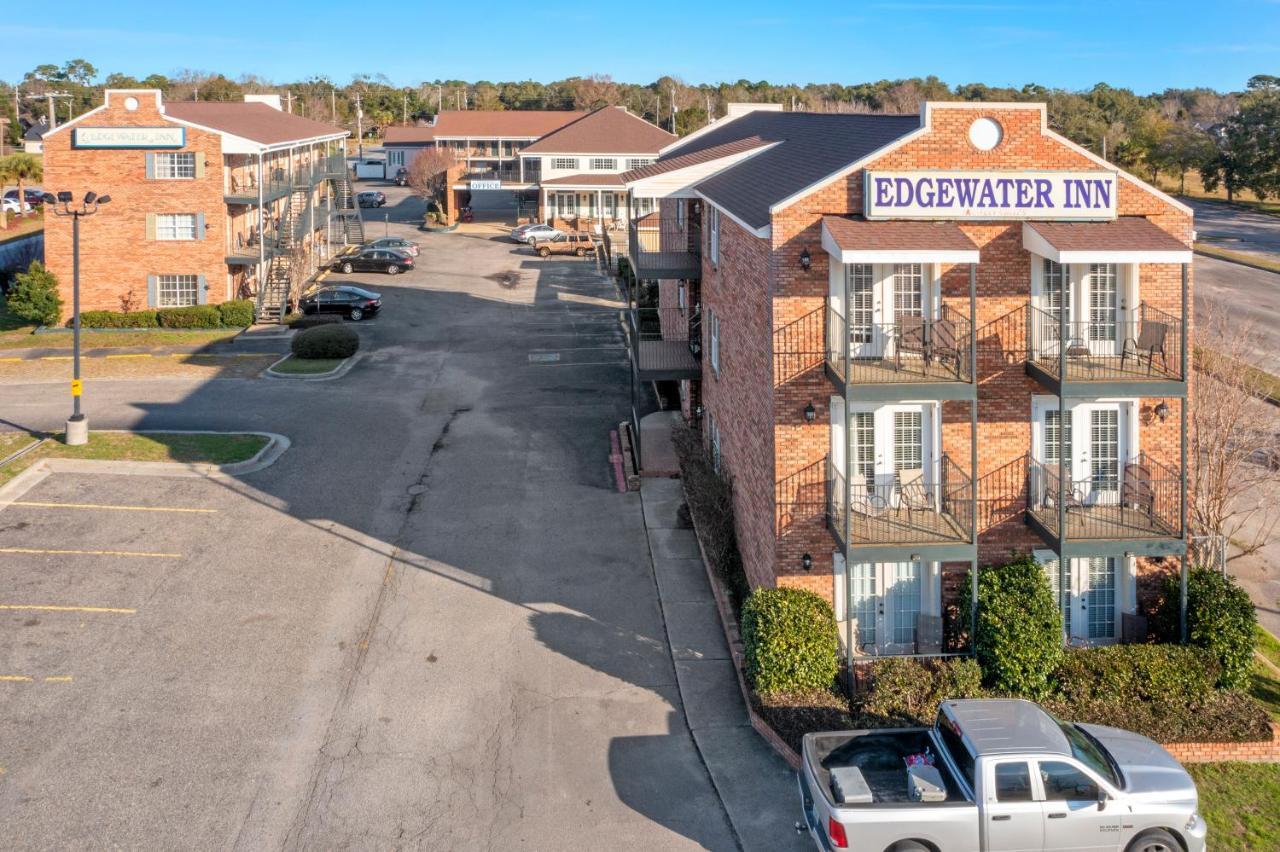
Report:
895,467,935,526
896,316,929,373
1121,459,1155,519
1042,466,1086,518
1121,321,1169,375
932,317,963,379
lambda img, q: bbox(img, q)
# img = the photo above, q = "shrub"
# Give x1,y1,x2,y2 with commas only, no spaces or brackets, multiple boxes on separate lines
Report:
291,323,359,359
1053,645,1219,704
671,423,748,613
1154,568,1257,690
288,313,342,330
156,305,222,329
1045,689,1271,744
961,556,1064,699
80,310,159,328
6,260,62,326
742,587,840,695
217,299,255,327
854,657,986,726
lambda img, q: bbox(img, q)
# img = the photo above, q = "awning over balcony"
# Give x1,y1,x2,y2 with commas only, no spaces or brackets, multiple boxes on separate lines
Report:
821,217,980,264
1023,218,1192,264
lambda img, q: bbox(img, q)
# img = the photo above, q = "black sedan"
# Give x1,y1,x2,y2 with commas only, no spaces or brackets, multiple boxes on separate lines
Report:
330,248,414,274
357,191,387,208
299,286,382,321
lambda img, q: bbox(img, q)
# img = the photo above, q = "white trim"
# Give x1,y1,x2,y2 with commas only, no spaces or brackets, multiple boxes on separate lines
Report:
624,141,781,198
821,221,979,264
697,194,771,240
1022,223,1192,265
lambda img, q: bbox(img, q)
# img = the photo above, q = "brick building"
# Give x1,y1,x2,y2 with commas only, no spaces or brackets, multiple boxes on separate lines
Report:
43,90,355,323
622,102,1193,667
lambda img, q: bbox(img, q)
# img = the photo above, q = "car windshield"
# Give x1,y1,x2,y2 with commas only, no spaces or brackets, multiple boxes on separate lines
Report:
1056,720,1122,788
345,288,379,299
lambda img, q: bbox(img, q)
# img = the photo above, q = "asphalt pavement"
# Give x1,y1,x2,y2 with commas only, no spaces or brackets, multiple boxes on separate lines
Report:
1187,197,1280,262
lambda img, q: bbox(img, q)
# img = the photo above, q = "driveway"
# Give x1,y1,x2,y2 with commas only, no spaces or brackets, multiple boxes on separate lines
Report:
0,191,770,849
1187,197,1280,262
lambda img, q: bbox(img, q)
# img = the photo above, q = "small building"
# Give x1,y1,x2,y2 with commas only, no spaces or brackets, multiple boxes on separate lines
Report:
23,121,48,155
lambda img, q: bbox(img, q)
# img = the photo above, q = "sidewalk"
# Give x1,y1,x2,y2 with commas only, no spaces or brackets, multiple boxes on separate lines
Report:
640,477,808,852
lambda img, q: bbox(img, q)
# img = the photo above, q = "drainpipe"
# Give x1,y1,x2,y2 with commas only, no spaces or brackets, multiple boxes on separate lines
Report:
257,151,265,276
1180,261,1190,642
970,262,979,645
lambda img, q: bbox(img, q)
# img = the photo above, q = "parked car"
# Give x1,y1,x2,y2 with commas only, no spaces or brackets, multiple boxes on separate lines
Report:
330,247,414,275
364,236,419,257
510,223,562,244
298,285,382,321
799,698,1205,852
1,197,31,214
3,189,43,207
394,167,408,186
532,231,598,258
357,191,386,208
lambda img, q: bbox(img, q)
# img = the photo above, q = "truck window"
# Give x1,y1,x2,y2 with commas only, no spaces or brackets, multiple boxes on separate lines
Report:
936,714,975,790
994,762,1033,802
1039,761,1098,802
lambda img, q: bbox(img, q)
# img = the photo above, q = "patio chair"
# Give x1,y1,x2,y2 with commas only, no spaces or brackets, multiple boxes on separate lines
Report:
895,467,934,525
932,317,962,378
1042,465,1085,516
896,316,928,373
1121,459,1155,518
1121,321,1169,375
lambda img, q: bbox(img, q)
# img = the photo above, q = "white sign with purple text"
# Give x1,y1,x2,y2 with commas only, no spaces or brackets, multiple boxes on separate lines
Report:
864,170,1118,221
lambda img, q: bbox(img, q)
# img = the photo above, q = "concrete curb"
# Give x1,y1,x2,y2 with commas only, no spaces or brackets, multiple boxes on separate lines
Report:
1194,247,1280,275
264,352,361,381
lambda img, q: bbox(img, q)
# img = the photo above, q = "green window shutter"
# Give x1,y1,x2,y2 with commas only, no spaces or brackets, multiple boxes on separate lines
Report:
195,157,205,179
195,213,205,240
197,275,208,305
146,275,158,307
145,153,156,179
145,214,157,241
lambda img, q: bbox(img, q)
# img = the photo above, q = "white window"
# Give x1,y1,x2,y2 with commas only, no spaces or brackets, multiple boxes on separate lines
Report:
156,213,198,241
708,412,722,473
677,282,687,314
709,207,720,265
676,199,686,230
553,157,578,170
154,152,196,179
589,158,616,170
626,158,653,170
709,308,721,376
158,274,199,307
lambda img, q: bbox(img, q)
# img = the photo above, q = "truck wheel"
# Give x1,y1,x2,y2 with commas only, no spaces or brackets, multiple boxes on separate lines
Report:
538,247,550,258
1126,829,1181,852
575,247,586,257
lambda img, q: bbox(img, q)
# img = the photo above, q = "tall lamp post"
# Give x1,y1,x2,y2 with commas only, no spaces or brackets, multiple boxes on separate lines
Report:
43,190,109,446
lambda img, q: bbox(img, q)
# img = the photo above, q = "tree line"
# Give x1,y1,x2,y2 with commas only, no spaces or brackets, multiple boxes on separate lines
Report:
3,61,1278,200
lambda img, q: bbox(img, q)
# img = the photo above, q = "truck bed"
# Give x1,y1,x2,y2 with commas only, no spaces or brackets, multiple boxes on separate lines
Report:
805,728,969,806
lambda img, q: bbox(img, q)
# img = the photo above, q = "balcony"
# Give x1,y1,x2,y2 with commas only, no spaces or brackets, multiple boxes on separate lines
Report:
462,166,536,186
825,304,975,401
1026,303,1186,397
628,217,701,280
1025,454,1183,556
224,232,281,267
628,306,701,380
225,174,292,206
826,455,975,562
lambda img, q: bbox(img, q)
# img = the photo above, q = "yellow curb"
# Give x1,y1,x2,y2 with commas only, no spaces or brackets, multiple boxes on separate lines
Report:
104,353,153,359
40,356,74,361
0,357,23,363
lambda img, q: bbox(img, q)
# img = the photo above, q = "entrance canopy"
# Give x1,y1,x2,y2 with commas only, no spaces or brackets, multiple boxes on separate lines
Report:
821,217,980,264
1023,218,1191,264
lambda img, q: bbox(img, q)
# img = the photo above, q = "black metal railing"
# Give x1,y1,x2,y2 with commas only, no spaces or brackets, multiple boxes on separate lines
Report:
464,166,532,183
826,303,973,384
628,218,702,277
826,454,973,547
1026,452,1181,540
1027,302,1184,381
628,307,702,376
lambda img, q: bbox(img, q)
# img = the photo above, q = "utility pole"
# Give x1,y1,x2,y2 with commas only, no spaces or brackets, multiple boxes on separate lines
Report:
354,92,364,159
402,92,408,125
282,91,295,113
27,91,72,130
670,86,677,133
436,85,442,115
331,88,336,121
705,93,712,126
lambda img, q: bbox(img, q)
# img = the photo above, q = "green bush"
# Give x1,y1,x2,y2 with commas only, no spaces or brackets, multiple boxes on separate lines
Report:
288,313,342,330
156,305,222,329
961,556,1064,699
1045,689,1271,744
671,423,749,614
79,310,159,328
1053,645,1219,704
291,323,359,359
6,260,62,326
855,657,986,726
1154,568,1257,690
217,299,255,327
742,587,840,695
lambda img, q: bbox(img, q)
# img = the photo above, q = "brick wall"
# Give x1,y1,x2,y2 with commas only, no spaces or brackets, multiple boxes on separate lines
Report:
1163,724,1280,763
43,91,229,314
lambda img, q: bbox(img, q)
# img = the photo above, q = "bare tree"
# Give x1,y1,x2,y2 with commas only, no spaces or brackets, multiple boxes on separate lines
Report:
406,147,457,214
1191,305,1280,559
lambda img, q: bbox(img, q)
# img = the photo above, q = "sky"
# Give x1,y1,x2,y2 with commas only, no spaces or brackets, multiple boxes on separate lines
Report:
1,1,1276,93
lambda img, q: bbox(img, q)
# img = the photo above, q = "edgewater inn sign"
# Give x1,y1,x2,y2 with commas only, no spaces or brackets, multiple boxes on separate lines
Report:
864,169,1118,221
72,126,186,149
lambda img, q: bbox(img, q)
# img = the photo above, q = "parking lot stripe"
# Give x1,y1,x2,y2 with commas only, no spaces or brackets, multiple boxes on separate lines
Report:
0,604,136,614
11,501,217,514
43,676,73,683
0,675,34,682
104,353,152,359
40,356,74,361
0,357,22,362
0,547,182,559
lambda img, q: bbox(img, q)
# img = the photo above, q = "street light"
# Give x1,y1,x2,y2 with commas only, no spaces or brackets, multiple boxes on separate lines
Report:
43,190,110,446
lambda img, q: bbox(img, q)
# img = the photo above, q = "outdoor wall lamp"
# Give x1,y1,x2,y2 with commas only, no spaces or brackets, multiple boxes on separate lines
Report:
1154,400,1171,422
803,402,817,422
694,404,705,419
801,553,813,571
799,248,812,272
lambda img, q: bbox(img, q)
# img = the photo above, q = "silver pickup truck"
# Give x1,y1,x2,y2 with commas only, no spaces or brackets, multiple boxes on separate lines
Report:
798,698,1206,852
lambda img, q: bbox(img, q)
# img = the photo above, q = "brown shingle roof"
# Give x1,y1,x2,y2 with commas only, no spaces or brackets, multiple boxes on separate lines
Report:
1026,218,1188,252
164,102,345,145
521,107,675,154
620,136,773,181
539,173,625,186
823,217,979,252
383,110,583,145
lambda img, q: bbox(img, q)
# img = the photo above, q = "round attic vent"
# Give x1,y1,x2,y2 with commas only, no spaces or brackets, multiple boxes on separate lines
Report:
124,96,140,111
968,117,1002,151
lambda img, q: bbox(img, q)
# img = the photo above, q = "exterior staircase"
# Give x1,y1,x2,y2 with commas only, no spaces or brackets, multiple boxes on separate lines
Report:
256,192,306,324
329,172,365,247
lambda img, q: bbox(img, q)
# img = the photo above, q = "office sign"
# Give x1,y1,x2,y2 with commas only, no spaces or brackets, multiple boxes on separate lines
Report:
470,179,502,191
73,126,186,149
865,170,1117,221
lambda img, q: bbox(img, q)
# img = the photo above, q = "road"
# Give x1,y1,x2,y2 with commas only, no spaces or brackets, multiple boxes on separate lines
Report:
0,187,772,849
1195,255,1280,373
1187,197,1280,263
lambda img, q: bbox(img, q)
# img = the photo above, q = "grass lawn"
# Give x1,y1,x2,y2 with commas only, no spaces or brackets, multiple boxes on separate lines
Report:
1254,627,1280,722
0,429,42,460
1188,763,1280,851
0,431,269,486
1194,347,1280,403
1158,173,1280,217
270,355,345,375
0,213,45,244
1258,626,1280,670
0,294,245,349
1195,242,1280,273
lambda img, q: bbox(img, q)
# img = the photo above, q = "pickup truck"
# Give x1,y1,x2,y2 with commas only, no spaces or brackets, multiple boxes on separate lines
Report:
798,698,1205,852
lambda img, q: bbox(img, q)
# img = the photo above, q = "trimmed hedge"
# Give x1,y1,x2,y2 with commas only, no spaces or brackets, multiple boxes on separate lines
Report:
80,310,159,328
961,556,1064,699
854,657,985,726
291,323,359,359
288,313,342,330
1154,568,1257,690
217,299,255,327
156,305,222,329
1054,644,1219,704
742,587,840,695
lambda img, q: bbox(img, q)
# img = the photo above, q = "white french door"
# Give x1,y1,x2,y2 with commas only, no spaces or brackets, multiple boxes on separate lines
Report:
848,403,934,510
1037,553,1121,643
849,560,928,655
1034,260,1128,357
1034,401,1127,506
840,263,932,359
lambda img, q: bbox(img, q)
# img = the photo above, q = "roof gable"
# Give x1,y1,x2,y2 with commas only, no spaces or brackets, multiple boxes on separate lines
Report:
522,106,675,155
